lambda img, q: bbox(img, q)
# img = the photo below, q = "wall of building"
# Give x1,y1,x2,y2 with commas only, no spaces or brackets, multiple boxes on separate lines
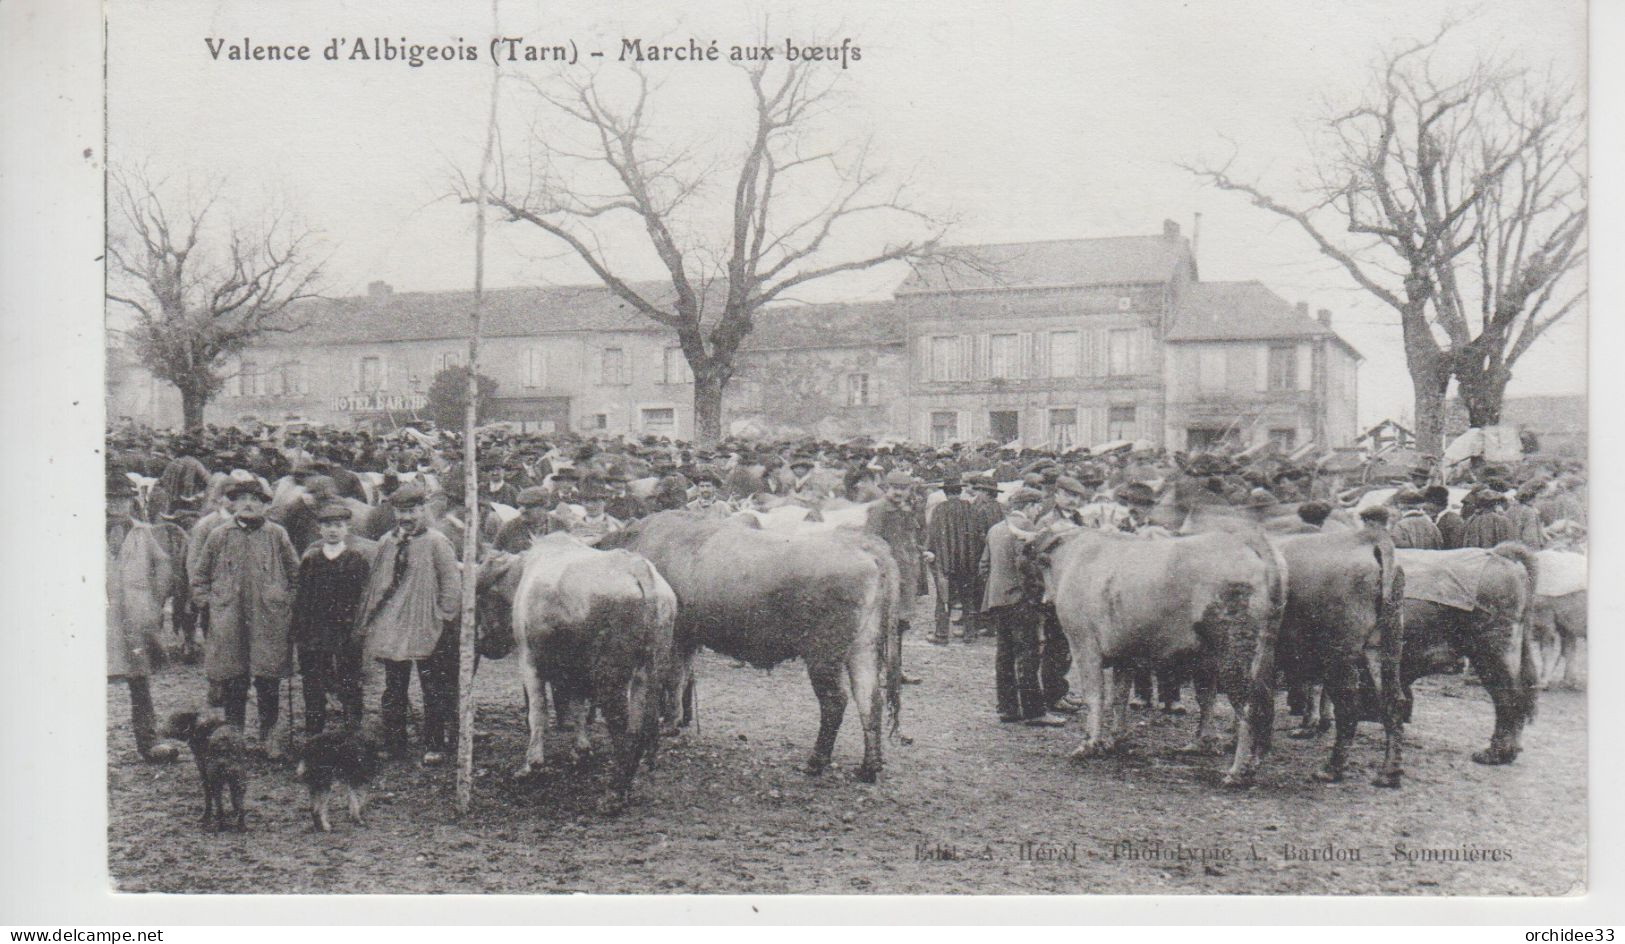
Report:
725,344,907,439
1163,340,1327,451
898,284,1168,446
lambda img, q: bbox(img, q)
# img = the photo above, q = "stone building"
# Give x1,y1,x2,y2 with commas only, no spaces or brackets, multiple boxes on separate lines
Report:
105,222,1362,452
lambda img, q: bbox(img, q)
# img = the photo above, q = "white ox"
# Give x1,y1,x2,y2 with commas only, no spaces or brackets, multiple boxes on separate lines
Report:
476,532,678,805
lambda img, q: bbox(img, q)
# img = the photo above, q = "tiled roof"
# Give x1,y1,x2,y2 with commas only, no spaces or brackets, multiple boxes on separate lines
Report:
1166,280,1361,357
741,300,904,350
279,281,902,351
285,282,671,344
897,234,1192,294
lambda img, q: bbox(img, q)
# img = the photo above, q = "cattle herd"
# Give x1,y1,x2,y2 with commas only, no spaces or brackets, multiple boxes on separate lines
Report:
104,421,1588,834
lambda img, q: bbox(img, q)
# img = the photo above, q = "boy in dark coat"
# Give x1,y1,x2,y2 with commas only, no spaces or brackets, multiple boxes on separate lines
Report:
292,502,372,735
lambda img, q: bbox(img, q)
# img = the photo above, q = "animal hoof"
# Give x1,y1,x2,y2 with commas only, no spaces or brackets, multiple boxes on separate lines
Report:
1310,767,1344,784
1221,771,1253,789
1179,738,1223,756
1070,740,1112,761
802,759,829,777
512,762,540,780
1371,773,1403,789
1287,727,1319,741
856,765,879,784
1471,748,1518,766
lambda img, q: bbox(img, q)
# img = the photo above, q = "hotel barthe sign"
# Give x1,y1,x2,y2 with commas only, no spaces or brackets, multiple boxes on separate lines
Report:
332,393,427,413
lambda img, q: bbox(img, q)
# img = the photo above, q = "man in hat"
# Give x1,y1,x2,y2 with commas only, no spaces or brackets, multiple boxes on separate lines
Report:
291,502,372,735
1507,481,1548,549
1390,489,1443,549
780,452,830,504
1031,475,1091,714
106,472,184,763
684,467,733,518
980,488,1066,726
1114,482,1170,538
481,463,521,513
493,486,554,553
926,472,983,644
568,480,623,546
190,478,300,755
1423,485,1466,550
1461,487,1515,549
966,475,1006,636
867,469,929,684
1075,468,1128,532
356,485,463,765
603,469,649,524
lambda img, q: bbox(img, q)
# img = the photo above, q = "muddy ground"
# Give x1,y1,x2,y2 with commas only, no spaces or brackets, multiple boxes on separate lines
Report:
108,607,1586,896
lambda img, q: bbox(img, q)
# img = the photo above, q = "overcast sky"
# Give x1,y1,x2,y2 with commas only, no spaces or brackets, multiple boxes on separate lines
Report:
107,0,1587,429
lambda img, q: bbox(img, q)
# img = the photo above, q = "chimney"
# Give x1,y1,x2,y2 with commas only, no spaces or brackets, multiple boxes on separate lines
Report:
1317,308,1333,327
1295,301,1310,318
367,280,393,298
1162,219,1181,239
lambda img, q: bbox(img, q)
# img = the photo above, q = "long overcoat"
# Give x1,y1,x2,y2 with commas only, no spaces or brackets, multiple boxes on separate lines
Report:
107,520,170,678
355,526,462,662
190,520,299,681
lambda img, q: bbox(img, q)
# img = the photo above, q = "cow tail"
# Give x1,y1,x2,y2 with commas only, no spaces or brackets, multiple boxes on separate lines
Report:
870,542,903,741
632,558,687,733
1372,533,1404,721
1491,542,1540,724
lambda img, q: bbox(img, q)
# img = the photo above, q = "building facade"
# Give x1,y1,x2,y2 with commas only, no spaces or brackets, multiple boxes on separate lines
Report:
106,223,1361,451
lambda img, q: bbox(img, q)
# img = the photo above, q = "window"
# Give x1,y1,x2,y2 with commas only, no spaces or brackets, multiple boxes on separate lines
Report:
525,348,546,388
263,364,284,397
359,356,383,392
601,347,626,385
435,351,461,373
641,407,676,435
989,410,1019,444
930,411,958,446
1108,405,1137,441
282,362,307,395
662,347,693,385
240,361,260,397
1197,348,1226,391
846,373,870,406
1268,345,1298,390
591,413,608,430
989,333,1019,379
1048,408,1077,450
1050,331,1080,377
1107,329,1135,376
930,336,959,381
1269,428,1297,452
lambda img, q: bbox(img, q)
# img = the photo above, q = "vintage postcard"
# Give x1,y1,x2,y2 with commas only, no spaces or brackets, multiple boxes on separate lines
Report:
78,0,1598,908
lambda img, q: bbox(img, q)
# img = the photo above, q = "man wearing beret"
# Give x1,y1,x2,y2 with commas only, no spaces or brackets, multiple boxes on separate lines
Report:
356,485,463,765
190,479,300,755
291,502,372,735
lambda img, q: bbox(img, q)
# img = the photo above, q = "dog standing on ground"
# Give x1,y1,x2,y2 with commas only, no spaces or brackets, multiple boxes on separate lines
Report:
163,711,248,832
295,729,379,832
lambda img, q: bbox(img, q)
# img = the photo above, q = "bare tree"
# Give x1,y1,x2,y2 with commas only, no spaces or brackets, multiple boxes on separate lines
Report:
459,56,951,444
107,165,324,430
1184,24,1585,453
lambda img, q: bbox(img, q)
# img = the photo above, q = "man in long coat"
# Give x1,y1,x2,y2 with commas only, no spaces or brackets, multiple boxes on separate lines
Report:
107,474,182,763
1460,488,1516,549
356,485,463,765
190,479,299,752
867,469,929,684
1390,489,1444,549
926,473,983,644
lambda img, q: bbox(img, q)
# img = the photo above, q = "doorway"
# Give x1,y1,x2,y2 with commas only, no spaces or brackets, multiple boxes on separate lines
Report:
989,410,1019,444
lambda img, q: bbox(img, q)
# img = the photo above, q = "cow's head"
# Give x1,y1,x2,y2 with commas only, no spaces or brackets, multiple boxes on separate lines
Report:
473,553,523,660
1019,529,1067,605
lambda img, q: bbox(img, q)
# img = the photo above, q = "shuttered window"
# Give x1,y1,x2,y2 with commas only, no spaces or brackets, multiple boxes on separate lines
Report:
1198,348,1226,391
359,356,383,392
989,333,1019,379
1108,405,1137,441
930,411,958,445
929,336,958,381
601,347,627,385
1048,408,1078,449
525,348,546,387
1268,345,1297,390
1050,331,1080,377
847,373,870,406
1107,329,1136,376
662,347,693,384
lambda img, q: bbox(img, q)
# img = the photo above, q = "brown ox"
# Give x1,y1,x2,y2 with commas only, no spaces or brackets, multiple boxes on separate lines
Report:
1273,525,1407,787
1025,526,1287,787
600,511,900,783
1395,543,1540,766
476,532,677,806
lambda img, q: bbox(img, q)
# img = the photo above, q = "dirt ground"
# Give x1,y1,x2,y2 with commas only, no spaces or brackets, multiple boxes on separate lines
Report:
107,605,1587,896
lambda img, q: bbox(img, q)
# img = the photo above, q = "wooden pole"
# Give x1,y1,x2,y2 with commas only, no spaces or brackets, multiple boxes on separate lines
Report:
456,0,502,815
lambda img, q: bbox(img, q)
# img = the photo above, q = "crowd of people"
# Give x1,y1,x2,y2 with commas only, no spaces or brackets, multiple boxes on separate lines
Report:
105,420,1588,767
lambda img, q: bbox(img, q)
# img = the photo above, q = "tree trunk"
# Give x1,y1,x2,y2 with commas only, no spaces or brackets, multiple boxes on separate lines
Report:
180,385,208,432
692,371,725,446
1410,366,1452,457
1457,366,1510,428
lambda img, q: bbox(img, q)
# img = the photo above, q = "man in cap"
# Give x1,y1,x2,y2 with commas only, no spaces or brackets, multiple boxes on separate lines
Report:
356,485,463,765
1389,489,1443,549
780,451,830,504
190,478,300,756
106,472,184,763
867,469,929,684
1423,485,1465,549
569,480,623,546
684,467,733,518
291,502,372,736
979,488,1065,726
1507,480,1548,548
926,472,984,644
494,486,559,553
